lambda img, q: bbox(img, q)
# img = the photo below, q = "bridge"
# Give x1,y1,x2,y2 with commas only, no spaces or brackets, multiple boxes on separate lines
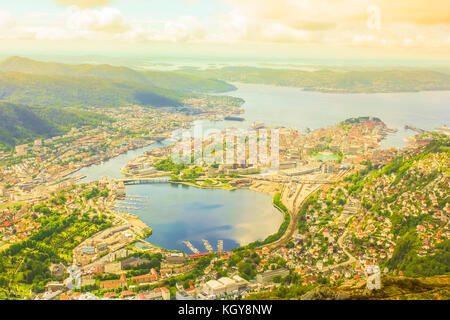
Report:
148,135,170,142
115,177,171,185
251,177,334,184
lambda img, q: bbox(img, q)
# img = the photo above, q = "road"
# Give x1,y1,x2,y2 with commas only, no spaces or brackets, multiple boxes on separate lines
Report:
258,170,352,251
261,183,324,251
319,215,367,276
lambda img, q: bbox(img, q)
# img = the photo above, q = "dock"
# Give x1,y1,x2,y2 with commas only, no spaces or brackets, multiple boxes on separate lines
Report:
202,239,213,253
405,124,425,133
182,241,200,254
116,177,170,185
118,201,147,206
127,195,151,199
114,205,142,210
124,197,147,202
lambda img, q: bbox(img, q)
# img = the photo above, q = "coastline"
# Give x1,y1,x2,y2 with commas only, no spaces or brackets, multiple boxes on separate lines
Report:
107,175,289,254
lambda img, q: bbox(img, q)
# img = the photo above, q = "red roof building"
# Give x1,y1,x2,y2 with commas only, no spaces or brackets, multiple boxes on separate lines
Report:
131,268,158,284
100,274,127,289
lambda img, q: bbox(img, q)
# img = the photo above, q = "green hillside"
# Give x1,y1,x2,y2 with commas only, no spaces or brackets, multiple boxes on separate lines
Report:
0,71,184,108
0,102,113,150
0,56,236,93
181,66,450,93
243,136,449,300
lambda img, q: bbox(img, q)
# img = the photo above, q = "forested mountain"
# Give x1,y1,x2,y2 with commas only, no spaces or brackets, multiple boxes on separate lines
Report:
0,102,112,150
0,71,184,108
0,56,236,93
0,57,239,149
180,66,450,93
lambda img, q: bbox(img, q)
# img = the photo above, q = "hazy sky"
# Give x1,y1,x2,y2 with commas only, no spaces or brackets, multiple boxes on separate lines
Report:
0,0,449,61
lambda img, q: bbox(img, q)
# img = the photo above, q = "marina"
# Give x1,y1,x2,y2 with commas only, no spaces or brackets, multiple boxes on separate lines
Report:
182,241,200,254
114,206,144,211
202,239,213,253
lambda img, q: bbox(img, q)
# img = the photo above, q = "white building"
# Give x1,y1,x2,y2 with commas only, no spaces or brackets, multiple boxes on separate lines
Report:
232,275,249,291
204,280,226,297
218,277,238,295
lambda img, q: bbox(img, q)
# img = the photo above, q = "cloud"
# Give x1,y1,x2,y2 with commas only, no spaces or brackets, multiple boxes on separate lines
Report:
219,0,450,48
377,0,450,25
224,0,364,31
0,10,15,29
67,6,130,33
261,24,312,43
1,0,450,53
352,34,378,45
164,16,207,42
225,0,450,27
53,0,113,8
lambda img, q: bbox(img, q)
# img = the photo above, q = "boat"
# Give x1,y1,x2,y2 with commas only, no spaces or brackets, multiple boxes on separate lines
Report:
224,116,245,122
250,122,265,129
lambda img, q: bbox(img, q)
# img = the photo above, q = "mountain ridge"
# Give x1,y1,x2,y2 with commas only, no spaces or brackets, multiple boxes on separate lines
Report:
0,56,236,94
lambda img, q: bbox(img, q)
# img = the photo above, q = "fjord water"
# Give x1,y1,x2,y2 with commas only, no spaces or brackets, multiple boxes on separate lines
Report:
209,83,450,148
76,83,449,252
71,138,283,252
121,184,283,253
73,140,172,183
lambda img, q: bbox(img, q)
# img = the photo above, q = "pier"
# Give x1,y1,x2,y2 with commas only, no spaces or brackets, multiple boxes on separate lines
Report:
182,240,225,254
405,124,426,133
118,201,146,206
116,177,171,185
114,205,142,210
124,197,147,202
202,239,213,253
182,241,200,254
127,195,151,199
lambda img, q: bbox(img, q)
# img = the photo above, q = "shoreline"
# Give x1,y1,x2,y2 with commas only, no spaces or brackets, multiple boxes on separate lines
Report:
228,81,450,95
110,176,287,254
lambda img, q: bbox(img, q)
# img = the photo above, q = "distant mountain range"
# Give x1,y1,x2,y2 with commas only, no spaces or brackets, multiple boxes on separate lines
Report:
180,66,450,93
0,56,239,109
1,56,450,149
0,57,241,150
0,56,236,94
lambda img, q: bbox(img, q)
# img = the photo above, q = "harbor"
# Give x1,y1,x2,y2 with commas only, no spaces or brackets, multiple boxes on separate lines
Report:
65,83,450,253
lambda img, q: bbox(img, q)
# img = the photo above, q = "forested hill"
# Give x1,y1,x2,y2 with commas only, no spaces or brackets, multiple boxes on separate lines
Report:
0,102,112,150
244,136,449,300
0,56,236,94
327,137,449,278
180,66,450,93
0,71,184,108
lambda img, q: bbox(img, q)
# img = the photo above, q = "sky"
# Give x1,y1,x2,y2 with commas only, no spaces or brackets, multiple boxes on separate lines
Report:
0,0,449,62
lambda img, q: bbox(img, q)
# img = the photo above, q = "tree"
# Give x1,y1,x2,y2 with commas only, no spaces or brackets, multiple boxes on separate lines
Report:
273,275,282,283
